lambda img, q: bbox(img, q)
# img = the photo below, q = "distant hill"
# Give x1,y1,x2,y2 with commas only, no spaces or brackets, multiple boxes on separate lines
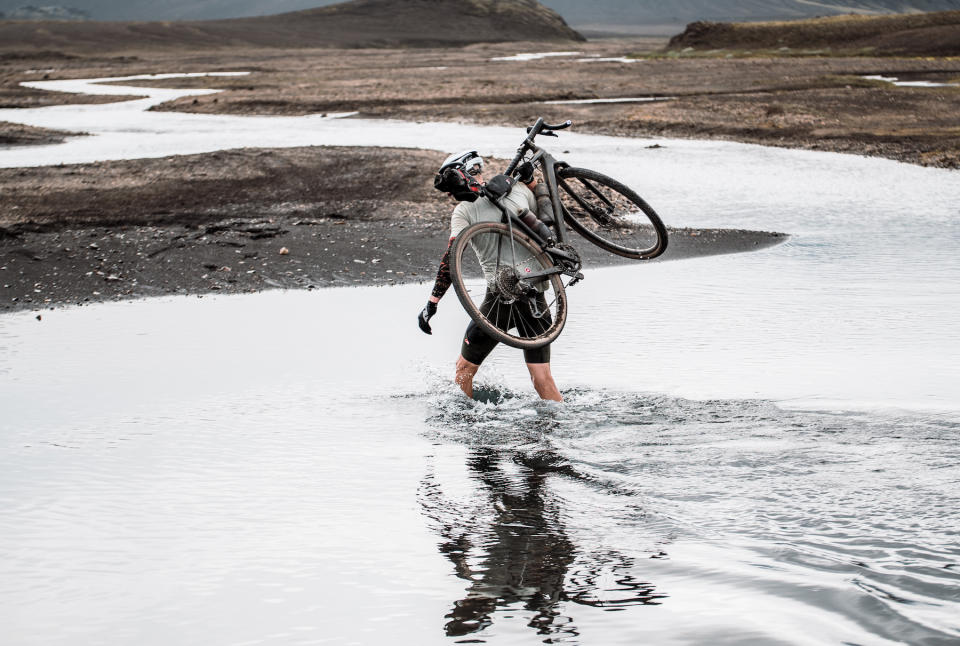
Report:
3,0,960,26
668,9,960,55
0,0,583,52
545,0,960,33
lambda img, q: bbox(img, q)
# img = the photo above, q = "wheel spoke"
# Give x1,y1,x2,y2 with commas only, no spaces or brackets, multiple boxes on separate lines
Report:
557,168,666,259
544,291,558,312
493,230,506,277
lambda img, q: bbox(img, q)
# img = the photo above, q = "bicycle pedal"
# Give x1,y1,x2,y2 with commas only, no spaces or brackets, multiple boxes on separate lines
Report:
569,272,585,286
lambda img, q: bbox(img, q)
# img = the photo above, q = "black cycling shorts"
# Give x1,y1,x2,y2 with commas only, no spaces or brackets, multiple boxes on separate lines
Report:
460,291,552,365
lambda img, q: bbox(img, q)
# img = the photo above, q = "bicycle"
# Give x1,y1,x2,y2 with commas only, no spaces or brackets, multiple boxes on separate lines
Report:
448,117,668,350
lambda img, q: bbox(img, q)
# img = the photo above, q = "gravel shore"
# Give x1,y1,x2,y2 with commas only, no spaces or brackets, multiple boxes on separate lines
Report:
3,42,959,167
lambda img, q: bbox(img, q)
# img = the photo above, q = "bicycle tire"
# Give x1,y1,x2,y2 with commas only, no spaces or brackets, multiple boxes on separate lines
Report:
450,222,567,350
557,167,668,260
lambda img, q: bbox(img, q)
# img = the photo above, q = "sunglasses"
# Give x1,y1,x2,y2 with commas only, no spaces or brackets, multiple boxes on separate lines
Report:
466,166,483,176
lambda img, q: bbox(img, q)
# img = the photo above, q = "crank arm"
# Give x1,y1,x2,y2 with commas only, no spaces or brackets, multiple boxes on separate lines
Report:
547,247,579,263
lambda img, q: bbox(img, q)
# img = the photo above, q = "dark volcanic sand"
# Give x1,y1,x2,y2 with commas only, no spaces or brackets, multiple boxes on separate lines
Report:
0,146,785,313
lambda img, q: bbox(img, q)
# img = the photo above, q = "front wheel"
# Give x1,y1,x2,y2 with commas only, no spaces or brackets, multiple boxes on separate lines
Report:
450,222,567,350
557,167,667,260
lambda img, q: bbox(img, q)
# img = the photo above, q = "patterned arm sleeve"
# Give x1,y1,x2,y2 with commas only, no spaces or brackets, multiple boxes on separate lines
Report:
430,237,455,301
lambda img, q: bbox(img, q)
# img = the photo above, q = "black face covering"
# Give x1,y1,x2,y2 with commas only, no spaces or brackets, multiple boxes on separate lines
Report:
434,167,482,202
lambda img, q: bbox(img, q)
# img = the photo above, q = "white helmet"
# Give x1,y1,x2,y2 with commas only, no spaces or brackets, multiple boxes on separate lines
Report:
440,150,484,175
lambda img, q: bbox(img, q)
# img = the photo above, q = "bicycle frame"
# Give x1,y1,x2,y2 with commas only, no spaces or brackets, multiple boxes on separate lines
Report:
490,118,581,285
449,117,666,349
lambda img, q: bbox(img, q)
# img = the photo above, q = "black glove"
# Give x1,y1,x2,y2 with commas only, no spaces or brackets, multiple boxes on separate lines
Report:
516,161,535,185
417,300,438,334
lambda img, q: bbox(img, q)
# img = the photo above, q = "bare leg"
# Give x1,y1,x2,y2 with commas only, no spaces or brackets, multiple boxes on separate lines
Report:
526,362,563,402
455,354,480,399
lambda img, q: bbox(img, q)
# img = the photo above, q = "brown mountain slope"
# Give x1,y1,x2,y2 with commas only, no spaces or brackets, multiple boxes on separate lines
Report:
0,0,584,53
668,10,960,55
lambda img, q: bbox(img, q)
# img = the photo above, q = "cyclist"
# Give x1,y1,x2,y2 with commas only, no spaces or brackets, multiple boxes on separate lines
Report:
417,150,562,402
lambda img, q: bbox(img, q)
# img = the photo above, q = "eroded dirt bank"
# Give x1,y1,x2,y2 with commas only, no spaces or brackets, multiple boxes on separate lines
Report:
0,146,784,313
0,121,84,145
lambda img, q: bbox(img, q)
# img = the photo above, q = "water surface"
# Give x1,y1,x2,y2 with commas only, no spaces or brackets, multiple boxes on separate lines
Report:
1,74,959,645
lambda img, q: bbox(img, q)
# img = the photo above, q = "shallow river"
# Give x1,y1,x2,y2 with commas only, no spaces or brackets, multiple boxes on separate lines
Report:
1,74,959,645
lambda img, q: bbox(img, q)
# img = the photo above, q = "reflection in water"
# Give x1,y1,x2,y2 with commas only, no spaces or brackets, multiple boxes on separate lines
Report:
419,385,960,643
420,445,664,641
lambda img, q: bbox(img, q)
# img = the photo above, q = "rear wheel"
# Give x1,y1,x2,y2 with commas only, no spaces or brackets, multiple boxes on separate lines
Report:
557,167,667,259
450,222,567,350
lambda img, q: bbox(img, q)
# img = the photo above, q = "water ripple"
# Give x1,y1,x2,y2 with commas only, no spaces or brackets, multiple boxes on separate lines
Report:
423,386,960,643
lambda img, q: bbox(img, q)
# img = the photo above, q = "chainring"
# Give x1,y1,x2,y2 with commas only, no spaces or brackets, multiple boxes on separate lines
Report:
553,242,582,273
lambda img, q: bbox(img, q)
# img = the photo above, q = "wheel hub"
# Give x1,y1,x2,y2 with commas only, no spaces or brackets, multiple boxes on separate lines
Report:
495,268,522,302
